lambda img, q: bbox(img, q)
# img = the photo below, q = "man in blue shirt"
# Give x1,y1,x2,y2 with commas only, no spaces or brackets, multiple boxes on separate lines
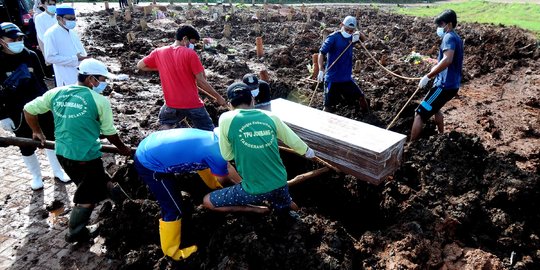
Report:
413,9,464,141
134,128,240,261
317,16,369,113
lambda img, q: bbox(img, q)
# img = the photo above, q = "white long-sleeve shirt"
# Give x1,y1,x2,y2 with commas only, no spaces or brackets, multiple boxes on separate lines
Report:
34,12,57,44
43,23,87,86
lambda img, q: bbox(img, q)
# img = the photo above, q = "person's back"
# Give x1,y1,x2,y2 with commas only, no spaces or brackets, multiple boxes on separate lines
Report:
24,58,131,244
136,128,227,175
218,83,309,195
204,82,313,215
220,109,287,193
26,84,113,161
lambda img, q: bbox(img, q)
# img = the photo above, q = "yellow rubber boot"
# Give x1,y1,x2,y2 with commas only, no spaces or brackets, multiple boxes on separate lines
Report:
197,169,223,190
159,219,198,261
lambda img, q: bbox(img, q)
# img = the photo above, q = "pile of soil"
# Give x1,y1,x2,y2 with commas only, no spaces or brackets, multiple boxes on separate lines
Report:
75,4,539,269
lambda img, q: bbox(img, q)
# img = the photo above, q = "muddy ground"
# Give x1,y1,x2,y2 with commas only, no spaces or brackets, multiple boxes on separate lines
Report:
75,3,540,269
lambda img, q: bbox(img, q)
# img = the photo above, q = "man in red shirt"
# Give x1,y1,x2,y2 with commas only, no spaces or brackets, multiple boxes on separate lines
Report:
137,25,226,131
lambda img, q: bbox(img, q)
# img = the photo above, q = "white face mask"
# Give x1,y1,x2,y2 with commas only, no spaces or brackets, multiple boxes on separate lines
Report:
341,28,352,38
6,41,24,54
436,27,445,38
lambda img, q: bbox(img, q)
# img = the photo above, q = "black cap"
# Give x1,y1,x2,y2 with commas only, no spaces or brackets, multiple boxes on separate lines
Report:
227,82,252,101
0,23,25,39
242,74,259,90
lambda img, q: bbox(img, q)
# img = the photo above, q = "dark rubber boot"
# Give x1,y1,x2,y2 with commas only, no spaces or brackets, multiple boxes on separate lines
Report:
65,206,93,243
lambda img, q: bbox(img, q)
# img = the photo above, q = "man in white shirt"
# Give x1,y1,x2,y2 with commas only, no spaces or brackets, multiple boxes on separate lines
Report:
43,4,88,86
34,0,57,52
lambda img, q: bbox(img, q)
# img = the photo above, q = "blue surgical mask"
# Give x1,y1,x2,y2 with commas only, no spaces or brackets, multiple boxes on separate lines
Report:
47,5,56,14
188,43,195,50
7,41,24,54
251,88,259,97
436,27,445,38
64,20,76,30
341,29,352,39
92,79,108,93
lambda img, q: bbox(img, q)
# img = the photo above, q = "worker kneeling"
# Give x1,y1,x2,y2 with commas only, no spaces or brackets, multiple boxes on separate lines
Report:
134,128,240,261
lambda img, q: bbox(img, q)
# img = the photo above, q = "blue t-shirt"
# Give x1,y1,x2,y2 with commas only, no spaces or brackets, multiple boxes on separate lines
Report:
135,128,228,175
434,31,464,89
320,31,354,83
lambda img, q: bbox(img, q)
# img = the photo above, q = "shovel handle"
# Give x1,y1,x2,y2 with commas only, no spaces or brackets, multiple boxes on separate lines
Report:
0,136,136,154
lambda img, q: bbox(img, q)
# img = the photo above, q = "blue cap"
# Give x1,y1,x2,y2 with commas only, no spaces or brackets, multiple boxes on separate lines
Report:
56,4,75,16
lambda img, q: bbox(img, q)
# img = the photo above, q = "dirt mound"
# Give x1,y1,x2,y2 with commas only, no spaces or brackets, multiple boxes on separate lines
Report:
75,5,540,269
98,132,539,269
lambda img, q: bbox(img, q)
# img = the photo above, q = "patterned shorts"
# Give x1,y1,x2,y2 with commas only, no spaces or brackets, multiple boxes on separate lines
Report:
209,184,292,211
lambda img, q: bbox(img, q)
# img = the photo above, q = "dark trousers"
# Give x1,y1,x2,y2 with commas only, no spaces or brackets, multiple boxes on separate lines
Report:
57,155,110,204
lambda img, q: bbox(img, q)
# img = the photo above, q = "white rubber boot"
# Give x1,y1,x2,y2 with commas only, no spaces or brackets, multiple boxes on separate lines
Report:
45,149,71,183
22,153,44,190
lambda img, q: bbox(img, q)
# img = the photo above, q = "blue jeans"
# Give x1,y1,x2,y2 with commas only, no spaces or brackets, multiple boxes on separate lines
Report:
158,104,215,131
134,157,183,221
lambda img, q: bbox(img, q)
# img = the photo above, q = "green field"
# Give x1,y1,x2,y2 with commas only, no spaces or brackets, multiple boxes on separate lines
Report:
396,0,540,36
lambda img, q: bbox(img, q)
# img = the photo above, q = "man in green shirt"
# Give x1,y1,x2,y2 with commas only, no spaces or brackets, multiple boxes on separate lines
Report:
24,58,132,243
203,82,315,214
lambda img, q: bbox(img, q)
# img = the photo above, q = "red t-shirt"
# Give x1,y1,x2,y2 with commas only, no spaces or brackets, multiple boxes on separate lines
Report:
143,46,205,109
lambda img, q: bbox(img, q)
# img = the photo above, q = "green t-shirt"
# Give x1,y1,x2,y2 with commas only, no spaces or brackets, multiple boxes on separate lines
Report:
24,85,117,161
218,109,308,194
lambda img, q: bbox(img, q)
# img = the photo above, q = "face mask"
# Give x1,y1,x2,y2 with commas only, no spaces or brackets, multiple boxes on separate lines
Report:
47,5,56,14
7,41,24,54
251,88,259,97
64,20,76,30
436,27,445,38
341,29,352,39
92,78,107,93
188,43,195,50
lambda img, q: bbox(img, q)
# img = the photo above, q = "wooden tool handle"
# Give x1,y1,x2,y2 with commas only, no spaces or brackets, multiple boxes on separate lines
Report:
0,136,136,154
287,167,329,186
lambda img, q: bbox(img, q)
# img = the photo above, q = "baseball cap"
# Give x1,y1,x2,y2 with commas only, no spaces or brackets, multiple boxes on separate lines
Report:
342,16,357,29
242,74,259,90
78,58,117,79
227,82,252,102
0,23,25,39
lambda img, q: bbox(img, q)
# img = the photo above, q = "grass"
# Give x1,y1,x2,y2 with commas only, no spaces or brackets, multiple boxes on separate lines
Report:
395,0,540,37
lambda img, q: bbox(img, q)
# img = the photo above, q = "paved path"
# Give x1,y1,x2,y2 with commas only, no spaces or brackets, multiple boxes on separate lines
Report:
0,130,120,270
